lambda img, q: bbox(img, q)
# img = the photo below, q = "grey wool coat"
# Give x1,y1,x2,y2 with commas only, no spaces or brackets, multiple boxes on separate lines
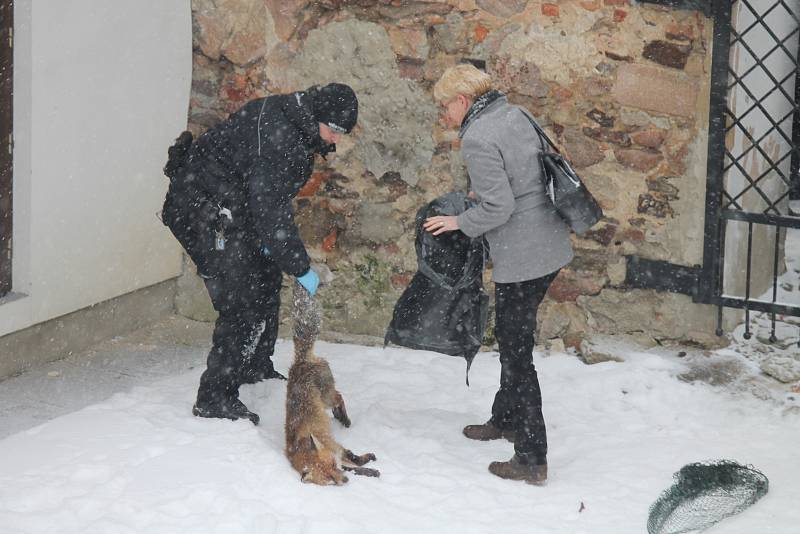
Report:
456,96,574,283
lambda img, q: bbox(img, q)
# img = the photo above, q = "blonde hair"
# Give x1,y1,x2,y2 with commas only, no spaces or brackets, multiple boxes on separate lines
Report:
433,64,494,102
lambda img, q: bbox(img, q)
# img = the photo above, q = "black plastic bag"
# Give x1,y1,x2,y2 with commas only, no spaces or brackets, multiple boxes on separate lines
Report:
384,192,489,384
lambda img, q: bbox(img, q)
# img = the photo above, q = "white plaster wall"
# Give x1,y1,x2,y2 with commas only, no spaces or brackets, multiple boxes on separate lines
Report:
0,1,191,337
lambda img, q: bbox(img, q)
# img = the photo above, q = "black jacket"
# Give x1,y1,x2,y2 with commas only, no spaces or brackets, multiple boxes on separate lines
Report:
172,91,329,277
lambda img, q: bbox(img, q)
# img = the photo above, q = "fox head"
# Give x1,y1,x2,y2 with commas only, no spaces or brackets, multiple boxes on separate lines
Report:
298,435,347,486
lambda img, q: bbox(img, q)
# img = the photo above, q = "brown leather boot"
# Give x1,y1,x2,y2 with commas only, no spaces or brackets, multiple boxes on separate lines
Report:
488,454,547,485
463,421,516,442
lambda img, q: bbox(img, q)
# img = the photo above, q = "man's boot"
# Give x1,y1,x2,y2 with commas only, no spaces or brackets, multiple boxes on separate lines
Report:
463,420,516,442
488,454,547,485
193,394,260,425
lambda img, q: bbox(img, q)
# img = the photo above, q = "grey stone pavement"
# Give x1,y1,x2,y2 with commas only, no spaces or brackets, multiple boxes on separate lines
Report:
2,312,797,441
0,315,388,441
0,316,214,440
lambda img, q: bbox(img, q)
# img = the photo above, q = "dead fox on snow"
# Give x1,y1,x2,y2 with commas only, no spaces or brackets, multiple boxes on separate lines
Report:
285,279,379,485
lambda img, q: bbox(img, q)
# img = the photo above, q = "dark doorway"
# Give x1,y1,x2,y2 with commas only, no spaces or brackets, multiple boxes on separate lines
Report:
0,0,12,297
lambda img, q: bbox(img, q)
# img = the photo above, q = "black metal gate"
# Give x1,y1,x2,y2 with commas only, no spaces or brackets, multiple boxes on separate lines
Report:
700,0,800,343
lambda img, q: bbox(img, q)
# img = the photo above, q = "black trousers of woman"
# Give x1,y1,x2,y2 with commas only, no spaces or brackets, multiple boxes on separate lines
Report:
489,269,560,463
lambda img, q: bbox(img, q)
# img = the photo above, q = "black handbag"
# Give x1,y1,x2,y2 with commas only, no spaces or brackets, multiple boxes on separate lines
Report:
521,111,604,236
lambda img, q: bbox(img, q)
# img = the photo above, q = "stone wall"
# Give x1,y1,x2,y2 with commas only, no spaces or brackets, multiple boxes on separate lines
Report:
185,0,724,348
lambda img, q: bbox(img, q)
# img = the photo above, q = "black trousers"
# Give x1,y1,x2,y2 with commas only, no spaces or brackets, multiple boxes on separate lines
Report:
490,269,559,462
195,230,283,405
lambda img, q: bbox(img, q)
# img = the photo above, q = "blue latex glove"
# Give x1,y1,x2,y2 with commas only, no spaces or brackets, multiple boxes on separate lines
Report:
262,245,270,257
297,269,320,296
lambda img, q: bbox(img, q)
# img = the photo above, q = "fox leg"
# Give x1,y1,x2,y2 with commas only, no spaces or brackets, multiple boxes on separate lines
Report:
343,449,377,466
342,444,380,478
331,391,351,428
342,465,380,477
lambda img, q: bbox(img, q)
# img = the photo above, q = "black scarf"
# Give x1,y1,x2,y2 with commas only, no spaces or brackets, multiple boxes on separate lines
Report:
460,90,505,130
283,92,336,158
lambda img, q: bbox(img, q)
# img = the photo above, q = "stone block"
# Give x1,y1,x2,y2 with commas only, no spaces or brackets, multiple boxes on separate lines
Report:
632,129,667,149
471,21,518,57
579,339,625,364
613,9,627,22
637,193,674,218
296,171,331,199
581,170,621,212
352,203,405,244
666,23,695,42
612,63,699,118
542,3,559,17
322,228,338,252
285,20,436,186
584,78,616,98
666,142,691,175
476,0,529,18
646,176,679,200
473,24,490,44
538,301,589,341
577,289,719,345
264,42,300,92
490,56,549,98
620,227,645,243
377,171,410,202
552,85,574,102
388,27,430,59
643,40,692,70
397,58,425,82
614,147,663,172
548,269,607,302
193,0,278,66
760,356,800,383
586,108,615,128
390,272,413,289
583,223,618,246
605,51,634,62
583,127,631,146
607,256,626,285
295,201,344,246
568,248,611,273
563,129,605,169
594,62,616,75
374,1,453,20
431,13,469,54
265,0,310,41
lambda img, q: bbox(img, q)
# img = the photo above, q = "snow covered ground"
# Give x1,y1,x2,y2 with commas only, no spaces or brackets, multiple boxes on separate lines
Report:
1,327,799,534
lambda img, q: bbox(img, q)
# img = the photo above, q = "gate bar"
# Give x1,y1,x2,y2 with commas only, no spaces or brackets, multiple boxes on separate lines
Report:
699,0,735,304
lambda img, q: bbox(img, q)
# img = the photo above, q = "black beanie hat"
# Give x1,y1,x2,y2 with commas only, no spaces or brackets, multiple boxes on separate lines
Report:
309,83,359,134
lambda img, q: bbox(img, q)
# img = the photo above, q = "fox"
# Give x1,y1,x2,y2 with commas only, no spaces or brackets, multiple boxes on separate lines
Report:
285,278,379,485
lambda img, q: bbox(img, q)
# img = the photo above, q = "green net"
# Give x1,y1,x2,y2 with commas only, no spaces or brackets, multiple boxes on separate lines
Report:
647,460,769,534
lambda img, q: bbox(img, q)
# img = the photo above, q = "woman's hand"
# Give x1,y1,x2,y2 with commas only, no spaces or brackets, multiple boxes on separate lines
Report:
423,215,459,236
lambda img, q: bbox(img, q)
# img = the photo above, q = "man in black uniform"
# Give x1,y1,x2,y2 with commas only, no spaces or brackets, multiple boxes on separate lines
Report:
162,83,358,425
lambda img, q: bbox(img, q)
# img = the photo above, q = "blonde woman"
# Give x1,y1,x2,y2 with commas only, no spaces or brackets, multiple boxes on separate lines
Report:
424,64,574,485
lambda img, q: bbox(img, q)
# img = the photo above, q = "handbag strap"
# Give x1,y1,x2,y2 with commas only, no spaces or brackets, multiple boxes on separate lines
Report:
518,109,562,155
